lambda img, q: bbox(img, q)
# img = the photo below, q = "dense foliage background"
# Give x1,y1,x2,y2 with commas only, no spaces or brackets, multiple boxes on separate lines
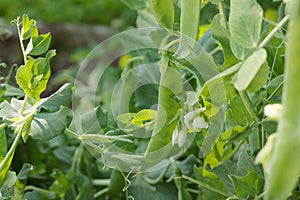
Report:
0,0,299,200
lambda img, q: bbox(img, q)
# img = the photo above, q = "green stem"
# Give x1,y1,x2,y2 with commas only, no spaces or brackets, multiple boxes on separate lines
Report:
181,175,229,197
94,187,109,199
222,140,245,162
0,129,22,173
25,185,55,195
92,179,111,186
70,143,83,172
163,38,181,52
218,1,228,28
64,128,80,139
238,90,260,122
209,46,221,56
16,18,27,64
258,15,289,48
20,94,29,116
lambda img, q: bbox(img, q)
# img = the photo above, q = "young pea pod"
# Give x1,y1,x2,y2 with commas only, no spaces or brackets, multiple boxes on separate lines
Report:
264,1,300,199
180,0,201,45
148,0,175,29
145,53,183,166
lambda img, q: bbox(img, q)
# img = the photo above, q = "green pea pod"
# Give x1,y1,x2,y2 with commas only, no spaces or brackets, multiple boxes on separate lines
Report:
145,54,183,167
180,0,201,45
148,0,175,29
265,1,300,199
106,170,125,199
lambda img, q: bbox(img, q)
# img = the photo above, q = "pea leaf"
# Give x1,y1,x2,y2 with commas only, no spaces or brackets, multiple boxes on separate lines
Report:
128,176,178,200
194,166,227,199
21,14,35,40
229,0,263,48
80,106,108,134
121,0,146,10
230,171,263,198
230,39,253,61
148,0,175,29
234,48,267,91
228,95,251,126
246,61,270,92
28,33,52,56
211,14,239,66
17,163,33,180
266,75,284,96
30,106,72,140
50,169,74,197
36,83,73,112
16,50,56,102
131,109,156,125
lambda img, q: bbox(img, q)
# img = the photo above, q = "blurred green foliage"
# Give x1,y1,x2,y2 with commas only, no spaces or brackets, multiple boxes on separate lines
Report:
0,0,136,26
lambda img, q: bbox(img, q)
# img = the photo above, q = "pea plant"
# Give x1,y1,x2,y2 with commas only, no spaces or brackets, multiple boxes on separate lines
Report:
0,0,300,199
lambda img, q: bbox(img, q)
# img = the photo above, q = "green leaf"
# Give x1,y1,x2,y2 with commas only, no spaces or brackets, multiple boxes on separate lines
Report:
230,171,263,198
28,33,52,56
30,106,72,140
128,175,178,200
234,48,267,91
0,129,6,163
193,166,227,199
80,106,108,134
210,162,236,194
229,0,263,48
36,83,73,112
228,94,251,126
50,169,74,198
121,0,146,10
230,39,253,61
21,14,35,40
148,0,175,29
211,14,239,66
3,84,24,98
131,109,156,125
0,156,14,187
246,61,270,92
16,50,56,102
237,148,262,176
136,10,157,28
266,75,284,96
117,113,136,124
17,163,33,180
1,171,17,188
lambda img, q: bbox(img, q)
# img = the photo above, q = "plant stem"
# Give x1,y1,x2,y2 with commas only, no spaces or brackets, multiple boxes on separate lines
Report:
258,15,289,48
64,128,79,139
218,1,228,28
182,175,229,197
0,129,22,173
16,18,27,64
25,185,56,195
20,94,29,116
222,140,245,162
94,187,109,198
92,179,111,186
238,90,260,122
